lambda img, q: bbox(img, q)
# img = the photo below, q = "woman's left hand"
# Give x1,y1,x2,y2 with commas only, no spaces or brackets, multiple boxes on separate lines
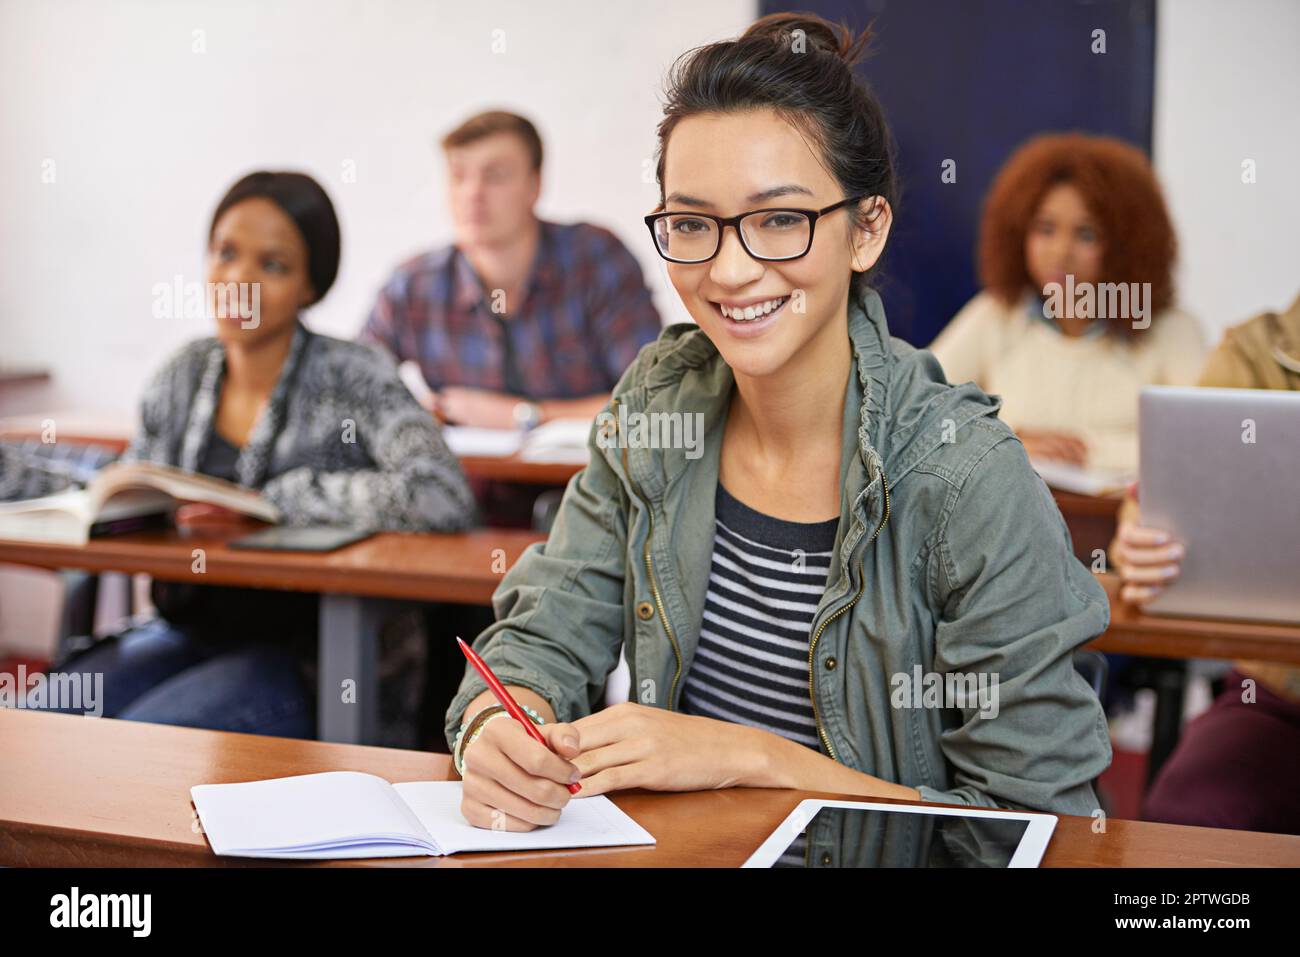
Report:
567,702,766,795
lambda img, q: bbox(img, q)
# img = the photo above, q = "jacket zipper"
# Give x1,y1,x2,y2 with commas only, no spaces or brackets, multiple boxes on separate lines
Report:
807,468,891,763
611,398,684,711
803,468,890,869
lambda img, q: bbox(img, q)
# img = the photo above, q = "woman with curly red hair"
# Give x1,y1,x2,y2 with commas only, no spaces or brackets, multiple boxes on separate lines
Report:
930,133,1206,473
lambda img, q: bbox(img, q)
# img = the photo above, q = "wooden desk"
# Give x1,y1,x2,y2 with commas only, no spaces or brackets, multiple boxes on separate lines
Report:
4,709,1297,867
0,368,51,387
1089,573,1300,665
0,526,545,745
0,413,132,454
458,455,583,485
0,525,542,606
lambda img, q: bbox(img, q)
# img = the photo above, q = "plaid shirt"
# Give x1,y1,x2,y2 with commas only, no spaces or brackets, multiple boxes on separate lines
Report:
360,220,663,399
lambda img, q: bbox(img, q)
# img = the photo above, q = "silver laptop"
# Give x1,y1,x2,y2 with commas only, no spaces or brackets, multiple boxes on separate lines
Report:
1139,385,1300,622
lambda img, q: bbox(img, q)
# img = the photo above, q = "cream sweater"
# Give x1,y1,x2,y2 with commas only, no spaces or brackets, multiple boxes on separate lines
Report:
929,291,1207,472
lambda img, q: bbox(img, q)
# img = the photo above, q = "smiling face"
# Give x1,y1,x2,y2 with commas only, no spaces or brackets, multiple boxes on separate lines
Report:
206,197,314,347
445,132,541,248
658,109,889,380
1024,182,1104,291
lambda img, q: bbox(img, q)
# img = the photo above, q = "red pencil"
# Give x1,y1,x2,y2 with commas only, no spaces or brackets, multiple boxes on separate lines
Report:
456,636,581,794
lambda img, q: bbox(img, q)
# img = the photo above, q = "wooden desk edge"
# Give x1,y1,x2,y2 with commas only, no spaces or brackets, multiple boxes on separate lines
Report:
1089,572,1300,664
4,711,1299,868
0,529,546,605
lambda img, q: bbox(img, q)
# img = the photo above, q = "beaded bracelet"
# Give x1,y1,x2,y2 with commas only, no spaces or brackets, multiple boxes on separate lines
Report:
454,702,546,777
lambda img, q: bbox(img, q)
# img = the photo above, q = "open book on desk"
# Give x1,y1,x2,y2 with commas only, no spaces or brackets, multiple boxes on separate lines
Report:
0,461,279,545
191,771,655,859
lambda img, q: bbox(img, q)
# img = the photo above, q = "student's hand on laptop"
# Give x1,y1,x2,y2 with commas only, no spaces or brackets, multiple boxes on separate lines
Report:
1016,428,1089,466
459,716,583,831
434,386,523,429
567,702,765,796
1114,518,1184,605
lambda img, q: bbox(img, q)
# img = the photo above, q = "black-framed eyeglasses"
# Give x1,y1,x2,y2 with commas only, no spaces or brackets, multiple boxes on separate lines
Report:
644,195,871,264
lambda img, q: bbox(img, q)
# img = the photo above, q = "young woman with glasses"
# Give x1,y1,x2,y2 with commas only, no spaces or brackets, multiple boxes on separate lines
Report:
446,13,1112,844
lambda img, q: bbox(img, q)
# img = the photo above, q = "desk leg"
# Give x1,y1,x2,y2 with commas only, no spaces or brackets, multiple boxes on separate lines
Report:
1146,660,1187,786
318,595,387,745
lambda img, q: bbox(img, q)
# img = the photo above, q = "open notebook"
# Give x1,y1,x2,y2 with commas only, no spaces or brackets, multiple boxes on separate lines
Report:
190,772,655,859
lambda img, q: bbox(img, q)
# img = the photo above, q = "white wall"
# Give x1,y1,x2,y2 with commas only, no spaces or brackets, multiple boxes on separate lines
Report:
5,0,1295,418
1154,0,1300,338
0,0,753,420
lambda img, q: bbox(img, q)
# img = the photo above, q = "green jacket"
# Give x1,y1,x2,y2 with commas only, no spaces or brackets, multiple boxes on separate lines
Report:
446,286,1112,815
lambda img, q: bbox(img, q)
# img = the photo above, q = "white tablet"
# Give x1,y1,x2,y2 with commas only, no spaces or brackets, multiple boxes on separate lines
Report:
742,799,1058,868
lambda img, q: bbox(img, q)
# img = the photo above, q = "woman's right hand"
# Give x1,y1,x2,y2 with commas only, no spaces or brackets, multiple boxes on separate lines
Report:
1113,519,1185,605
459,716,584,831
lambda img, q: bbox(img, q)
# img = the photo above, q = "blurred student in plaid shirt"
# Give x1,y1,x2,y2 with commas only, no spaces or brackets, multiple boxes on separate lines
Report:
359,110,663,526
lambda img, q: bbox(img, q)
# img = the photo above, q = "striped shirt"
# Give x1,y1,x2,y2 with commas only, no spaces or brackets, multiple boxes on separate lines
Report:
682,482,838,867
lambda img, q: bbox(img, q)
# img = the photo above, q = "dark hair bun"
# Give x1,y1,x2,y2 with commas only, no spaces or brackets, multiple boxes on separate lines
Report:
654,10,897,293
740,11,871,68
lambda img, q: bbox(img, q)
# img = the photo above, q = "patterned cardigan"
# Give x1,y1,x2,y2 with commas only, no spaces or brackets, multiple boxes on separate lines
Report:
0,321,477,533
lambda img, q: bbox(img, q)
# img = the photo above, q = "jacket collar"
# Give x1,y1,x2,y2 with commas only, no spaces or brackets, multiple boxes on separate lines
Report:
604,285,1005,663
179,319,314,487
610,284,893,505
